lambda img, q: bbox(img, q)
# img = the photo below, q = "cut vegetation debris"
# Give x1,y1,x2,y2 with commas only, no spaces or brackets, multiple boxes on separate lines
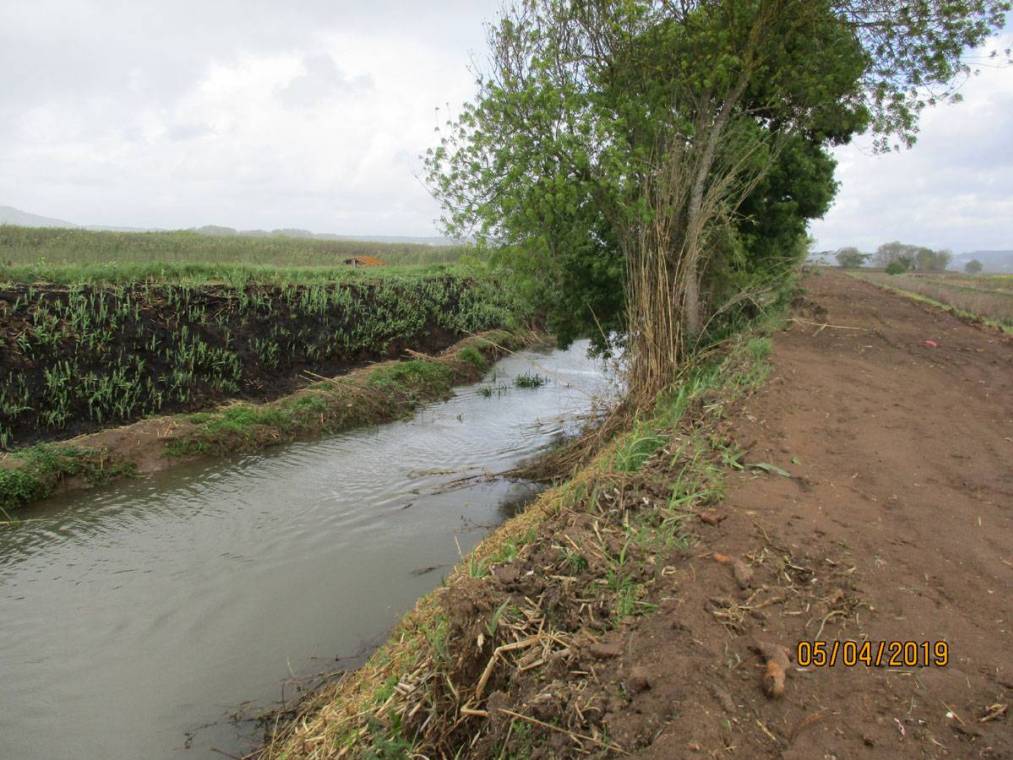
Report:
256,319,779,760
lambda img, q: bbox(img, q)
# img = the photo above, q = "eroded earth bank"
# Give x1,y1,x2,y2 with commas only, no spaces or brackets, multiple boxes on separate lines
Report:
266,270,1011,760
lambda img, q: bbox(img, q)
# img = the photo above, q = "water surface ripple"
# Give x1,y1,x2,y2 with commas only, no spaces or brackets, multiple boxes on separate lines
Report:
0,342,609,760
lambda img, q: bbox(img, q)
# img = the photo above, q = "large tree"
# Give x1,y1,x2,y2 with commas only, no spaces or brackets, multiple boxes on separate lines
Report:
428,0,1007,401
836,247,870,268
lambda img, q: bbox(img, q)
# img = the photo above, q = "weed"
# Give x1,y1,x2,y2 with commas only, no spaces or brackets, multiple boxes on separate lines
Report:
0,444,136,510
513,372,546,389
561,547,588,573
468,555,489,578
486,600,512,638
368,360,453,397
612,424,667,472
457,346,488,371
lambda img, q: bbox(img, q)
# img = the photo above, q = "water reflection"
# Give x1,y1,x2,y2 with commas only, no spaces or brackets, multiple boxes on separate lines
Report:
0,341,610,760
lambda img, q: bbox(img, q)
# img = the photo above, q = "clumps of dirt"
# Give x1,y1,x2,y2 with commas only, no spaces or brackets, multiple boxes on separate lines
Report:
790,292,829,323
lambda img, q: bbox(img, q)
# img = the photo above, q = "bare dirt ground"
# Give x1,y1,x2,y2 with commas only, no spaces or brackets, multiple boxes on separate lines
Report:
260,271,1009,760
606,270,1012,758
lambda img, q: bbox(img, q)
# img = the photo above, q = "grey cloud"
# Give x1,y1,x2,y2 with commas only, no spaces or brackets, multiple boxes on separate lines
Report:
4,0,1007,246
277,54,373,108
811,36,1013,254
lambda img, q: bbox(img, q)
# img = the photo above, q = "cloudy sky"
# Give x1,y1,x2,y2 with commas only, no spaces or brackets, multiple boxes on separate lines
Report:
1,2,1010,252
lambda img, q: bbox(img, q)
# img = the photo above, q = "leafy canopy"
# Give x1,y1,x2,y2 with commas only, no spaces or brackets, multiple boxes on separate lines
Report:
427,0,1007,357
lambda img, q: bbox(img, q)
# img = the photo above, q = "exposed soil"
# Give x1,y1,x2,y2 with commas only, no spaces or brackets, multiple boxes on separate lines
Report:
261,270,1010,760
578,270,1012,758
0,277,501,448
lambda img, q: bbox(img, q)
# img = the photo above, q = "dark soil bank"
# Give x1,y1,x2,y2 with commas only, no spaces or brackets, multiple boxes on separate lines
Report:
0,275,514,448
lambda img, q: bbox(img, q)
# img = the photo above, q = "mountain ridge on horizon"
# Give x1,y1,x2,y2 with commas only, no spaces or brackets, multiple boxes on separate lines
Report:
0,205,463,247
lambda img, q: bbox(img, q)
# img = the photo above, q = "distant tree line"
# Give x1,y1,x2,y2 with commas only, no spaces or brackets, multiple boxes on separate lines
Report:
834,241,955,273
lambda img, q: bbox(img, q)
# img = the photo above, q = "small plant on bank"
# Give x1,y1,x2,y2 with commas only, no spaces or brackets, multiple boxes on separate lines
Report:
513,372,546,389
456,345,488,371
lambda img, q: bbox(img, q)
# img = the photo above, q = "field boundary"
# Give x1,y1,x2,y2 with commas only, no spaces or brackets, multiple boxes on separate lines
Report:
845,270,1013,334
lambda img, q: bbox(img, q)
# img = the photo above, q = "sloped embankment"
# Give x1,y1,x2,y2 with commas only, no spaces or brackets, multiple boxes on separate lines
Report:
261,271,1012,760
0,329,537,512
256,312,780,759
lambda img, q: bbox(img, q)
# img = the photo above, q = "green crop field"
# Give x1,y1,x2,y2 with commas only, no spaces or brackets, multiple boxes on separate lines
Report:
0,225,521,450
0,225,470,285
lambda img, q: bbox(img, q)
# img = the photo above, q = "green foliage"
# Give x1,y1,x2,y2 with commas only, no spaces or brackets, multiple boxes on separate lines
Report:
0,468,44,509
0,444,135,510
512,373,546,389
885,259,909,275
456,346,488,371
425,0,1004,386
835,247,870,268
367,360,454,398
746,337,772,361
361,717,413,760
964,259,984,274
613,425,668,473
0,275,518,448
875,241,951,272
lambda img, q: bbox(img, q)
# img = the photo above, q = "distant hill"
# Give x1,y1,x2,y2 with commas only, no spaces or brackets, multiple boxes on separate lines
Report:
952,250,1013,274
0,205,77,229
196,223,462,247
0,206,463,247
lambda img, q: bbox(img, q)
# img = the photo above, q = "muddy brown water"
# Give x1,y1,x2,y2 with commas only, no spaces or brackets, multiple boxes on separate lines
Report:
0,342,611,760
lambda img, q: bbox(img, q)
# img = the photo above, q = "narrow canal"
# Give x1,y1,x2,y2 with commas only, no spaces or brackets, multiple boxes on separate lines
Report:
0,341,610,759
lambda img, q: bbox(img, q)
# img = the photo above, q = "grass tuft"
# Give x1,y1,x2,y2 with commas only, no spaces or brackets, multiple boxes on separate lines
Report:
513,372,547,389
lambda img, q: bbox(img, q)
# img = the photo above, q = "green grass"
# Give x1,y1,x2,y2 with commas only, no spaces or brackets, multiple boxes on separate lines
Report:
0,225,470,284
0,444,135,510
456,345,488,371
164,334,520,460
2,329,527,507
367,360,454,398
258,314,784,760
1,274,520,449
513,372,547,389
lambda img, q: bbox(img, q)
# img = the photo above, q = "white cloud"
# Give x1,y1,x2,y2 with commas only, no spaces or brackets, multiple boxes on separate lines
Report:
1,2,1010,247
810,31,1013,254
0,0,498,234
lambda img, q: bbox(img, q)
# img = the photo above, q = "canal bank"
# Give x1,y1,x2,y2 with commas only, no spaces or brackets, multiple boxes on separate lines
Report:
0,340,611,759
0,328,542,512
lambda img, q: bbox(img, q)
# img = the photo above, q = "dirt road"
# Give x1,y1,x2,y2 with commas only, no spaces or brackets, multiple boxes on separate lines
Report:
612,271,1012,758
